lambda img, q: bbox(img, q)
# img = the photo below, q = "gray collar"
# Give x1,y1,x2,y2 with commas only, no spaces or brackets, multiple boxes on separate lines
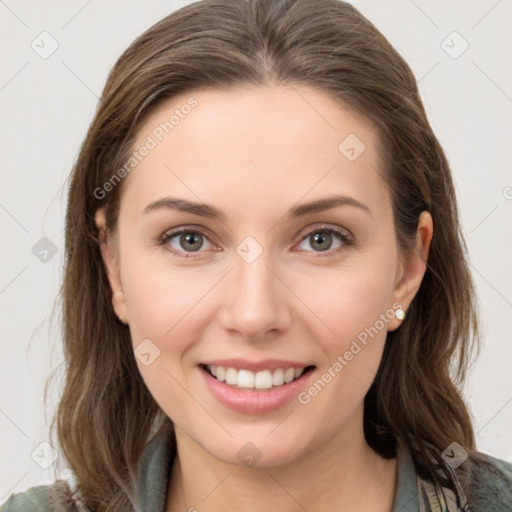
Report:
392,438,421,512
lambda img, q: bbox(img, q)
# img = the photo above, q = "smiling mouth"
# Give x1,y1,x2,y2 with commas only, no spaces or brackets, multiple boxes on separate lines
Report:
199,363,316,391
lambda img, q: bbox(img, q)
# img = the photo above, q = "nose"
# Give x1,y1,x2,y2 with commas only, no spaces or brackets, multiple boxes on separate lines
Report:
217,250,292,343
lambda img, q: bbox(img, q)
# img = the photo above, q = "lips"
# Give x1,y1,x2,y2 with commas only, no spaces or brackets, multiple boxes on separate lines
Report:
198,360,316,414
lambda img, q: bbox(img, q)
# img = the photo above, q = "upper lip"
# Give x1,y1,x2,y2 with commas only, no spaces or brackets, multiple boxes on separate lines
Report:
200,358,314,373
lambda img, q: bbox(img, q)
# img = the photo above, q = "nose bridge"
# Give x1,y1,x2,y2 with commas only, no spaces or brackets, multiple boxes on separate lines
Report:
218,240,290,339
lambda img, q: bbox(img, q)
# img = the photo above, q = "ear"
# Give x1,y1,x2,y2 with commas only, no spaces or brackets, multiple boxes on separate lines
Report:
95,208,128,324
387,211,433,331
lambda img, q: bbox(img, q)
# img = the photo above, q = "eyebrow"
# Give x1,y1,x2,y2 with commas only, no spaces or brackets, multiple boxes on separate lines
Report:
142,194,372,221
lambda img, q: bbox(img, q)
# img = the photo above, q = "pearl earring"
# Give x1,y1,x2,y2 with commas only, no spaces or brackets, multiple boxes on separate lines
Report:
395,309,405,321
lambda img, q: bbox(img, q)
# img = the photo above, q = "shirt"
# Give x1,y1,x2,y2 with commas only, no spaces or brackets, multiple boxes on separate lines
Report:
1,426,511,511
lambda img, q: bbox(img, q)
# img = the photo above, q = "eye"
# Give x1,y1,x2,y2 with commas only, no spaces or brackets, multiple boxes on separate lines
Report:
160,228,216,257
159,224,354,258
295,225,353,256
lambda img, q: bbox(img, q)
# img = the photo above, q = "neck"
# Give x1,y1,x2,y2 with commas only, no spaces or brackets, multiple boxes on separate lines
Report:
166,408,397,512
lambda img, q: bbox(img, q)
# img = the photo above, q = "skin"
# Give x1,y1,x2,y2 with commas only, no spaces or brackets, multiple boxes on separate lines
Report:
96,84,433,512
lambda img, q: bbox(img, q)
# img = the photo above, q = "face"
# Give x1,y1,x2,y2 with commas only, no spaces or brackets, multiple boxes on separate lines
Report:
97,84,431,467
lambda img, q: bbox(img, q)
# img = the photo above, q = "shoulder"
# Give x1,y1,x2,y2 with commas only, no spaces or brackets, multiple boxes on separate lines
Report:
457,451,512,511
0,484,54,512
0,480,81,512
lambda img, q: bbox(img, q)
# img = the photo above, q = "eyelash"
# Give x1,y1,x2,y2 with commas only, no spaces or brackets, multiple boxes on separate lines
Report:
159,224,354,258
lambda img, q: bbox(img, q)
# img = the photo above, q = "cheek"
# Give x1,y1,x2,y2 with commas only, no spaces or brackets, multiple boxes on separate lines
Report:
300,263,395,345
295,263,395,402
123,266,198,351
120,263,204,422
294,308,389,430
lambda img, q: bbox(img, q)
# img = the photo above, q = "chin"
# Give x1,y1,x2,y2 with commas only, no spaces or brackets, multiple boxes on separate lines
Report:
191,425,319,469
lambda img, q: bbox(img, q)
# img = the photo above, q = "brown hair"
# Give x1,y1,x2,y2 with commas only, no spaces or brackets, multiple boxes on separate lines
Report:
46,0,481,509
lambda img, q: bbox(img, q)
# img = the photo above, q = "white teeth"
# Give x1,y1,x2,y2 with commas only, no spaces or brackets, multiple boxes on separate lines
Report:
216,366,225,381
284,368,295,383
237,369,255,388
255,370,273,389
226,367,238,385
205,365,308,390
272,368,284,386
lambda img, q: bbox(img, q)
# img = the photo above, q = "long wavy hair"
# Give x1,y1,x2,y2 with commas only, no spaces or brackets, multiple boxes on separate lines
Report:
45,0,481,509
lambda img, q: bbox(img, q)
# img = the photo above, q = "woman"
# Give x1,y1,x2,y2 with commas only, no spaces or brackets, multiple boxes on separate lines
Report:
2,0,511,511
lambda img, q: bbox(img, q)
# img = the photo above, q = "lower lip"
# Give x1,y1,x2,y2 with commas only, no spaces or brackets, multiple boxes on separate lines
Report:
199,365,315,414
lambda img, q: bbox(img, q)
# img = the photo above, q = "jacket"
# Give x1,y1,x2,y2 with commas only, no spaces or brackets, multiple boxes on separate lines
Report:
1,426,511,511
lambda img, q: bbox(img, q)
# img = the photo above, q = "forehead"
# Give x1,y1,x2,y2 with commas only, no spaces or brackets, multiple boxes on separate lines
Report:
121,85,389,221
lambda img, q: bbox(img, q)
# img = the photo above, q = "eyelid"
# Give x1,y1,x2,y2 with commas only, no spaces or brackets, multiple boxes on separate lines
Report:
296,223,352,241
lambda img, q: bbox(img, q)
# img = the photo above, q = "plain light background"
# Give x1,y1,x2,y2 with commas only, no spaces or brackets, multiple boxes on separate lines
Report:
1,0,511,504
